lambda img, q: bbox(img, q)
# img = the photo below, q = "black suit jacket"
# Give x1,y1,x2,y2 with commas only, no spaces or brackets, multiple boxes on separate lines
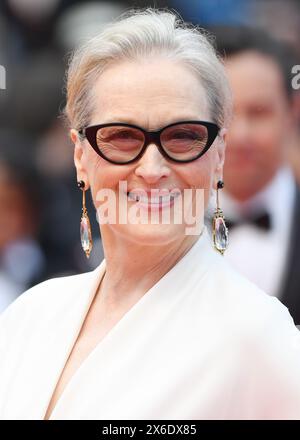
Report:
278,187,300,324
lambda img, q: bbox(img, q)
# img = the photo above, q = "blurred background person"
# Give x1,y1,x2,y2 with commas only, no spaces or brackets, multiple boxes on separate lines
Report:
0,131,46,312
240,0,300,184
211,26,300,323
172,0,300,182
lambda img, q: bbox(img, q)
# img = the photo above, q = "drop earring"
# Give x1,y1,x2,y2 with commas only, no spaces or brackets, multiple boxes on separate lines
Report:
212,180,228,255
77,180,93,258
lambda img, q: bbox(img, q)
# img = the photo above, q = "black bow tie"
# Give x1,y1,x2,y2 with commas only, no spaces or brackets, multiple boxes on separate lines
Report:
226,211,271,231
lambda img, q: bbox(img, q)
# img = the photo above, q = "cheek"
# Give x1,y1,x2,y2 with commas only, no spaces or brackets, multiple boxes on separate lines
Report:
81,150,109,198
253,110,287,153
174,155,215,209
253,126,284,165
180,154,214,189
83,150,134,205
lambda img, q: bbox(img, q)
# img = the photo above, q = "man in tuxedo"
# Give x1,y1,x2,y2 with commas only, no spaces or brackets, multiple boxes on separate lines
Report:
212,27,300,323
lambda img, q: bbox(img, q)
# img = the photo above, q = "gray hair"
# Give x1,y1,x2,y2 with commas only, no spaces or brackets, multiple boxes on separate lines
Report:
65,8,232,130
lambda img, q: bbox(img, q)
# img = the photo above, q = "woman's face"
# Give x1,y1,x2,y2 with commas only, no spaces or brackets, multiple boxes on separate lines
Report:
72,59,226,246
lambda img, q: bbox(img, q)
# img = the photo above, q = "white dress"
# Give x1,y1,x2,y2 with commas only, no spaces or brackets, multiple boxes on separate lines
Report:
1,227,300,420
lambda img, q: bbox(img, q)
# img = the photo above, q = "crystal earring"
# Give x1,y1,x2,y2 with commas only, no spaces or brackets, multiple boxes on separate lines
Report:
212,180,228,255
77,180,93,258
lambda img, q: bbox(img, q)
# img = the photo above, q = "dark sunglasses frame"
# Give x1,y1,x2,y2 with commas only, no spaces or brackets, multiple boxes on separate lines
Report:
78,120,220,165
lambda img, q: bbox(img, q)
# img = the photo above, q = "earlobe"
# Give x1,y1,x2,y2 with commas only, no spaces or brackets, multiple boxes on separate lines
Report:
213,173,224,190
213,140,226,190
73,133,90,190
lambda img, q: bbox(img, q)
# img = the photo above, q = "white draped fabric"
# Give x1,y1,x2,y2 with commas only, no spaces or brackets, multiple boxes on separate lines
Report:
1,228,300,420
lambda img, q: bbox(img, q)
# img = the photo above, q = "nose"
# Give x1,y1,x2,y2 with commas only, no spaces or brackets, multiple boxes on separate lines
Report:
134,143,171,184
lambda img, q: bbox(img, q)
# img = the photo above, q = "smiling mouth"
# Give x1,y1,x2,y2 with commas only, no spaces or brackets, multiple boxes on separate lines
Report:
127,191,181,205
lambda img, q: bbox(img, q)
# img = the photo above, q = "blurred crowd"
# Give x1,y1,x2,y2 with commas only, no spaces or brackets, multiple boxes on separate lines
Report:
0,0,300,314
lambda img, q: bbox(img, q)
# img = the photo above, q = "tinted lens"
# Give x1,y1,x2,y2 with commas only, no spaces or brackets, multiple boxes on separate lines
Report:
96,126,145,162
161,123,209,160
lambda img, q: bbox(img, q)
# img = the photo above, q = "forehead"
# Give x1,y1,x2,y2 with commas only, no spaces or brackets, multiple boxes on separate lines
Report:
90,59,210,127
225,51,286,103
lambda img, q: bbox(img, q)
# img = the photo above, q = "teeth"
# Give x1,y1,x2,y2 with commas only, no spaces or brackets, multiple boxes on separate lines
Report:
127,192,180,204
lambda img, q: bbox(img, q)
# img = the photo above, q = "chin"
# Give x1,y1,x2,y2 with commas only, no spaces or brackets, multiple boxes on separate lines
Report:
113,222,187,246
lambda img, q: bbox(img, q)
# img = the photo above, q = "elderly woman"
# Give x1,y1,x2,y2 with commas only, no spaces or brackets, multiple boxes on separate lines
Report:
1,9,300,421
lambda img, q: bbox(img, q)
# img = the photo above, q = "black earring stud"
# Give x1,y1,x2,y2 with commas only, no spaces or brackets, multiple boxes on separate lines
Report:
77,180,85,190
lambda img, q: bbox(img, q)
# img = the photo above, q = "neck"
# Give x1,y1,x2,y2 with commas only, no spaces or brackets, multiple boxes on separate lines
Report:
98,228,200,308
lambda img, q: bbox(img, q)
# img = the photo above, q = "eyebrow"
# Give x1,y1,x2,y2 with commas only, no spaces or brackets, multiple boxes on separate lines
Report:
98,116,204,129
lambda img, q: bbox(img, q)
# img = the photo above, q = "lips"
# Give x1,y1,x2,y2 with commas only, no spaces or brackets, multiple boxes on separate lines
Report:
127,189,181,209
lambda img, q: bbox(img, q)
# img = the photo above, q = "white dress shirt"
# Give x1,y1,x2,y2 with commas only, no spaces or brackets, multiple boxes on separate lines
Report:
1,227,300,419
220,167,296,298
